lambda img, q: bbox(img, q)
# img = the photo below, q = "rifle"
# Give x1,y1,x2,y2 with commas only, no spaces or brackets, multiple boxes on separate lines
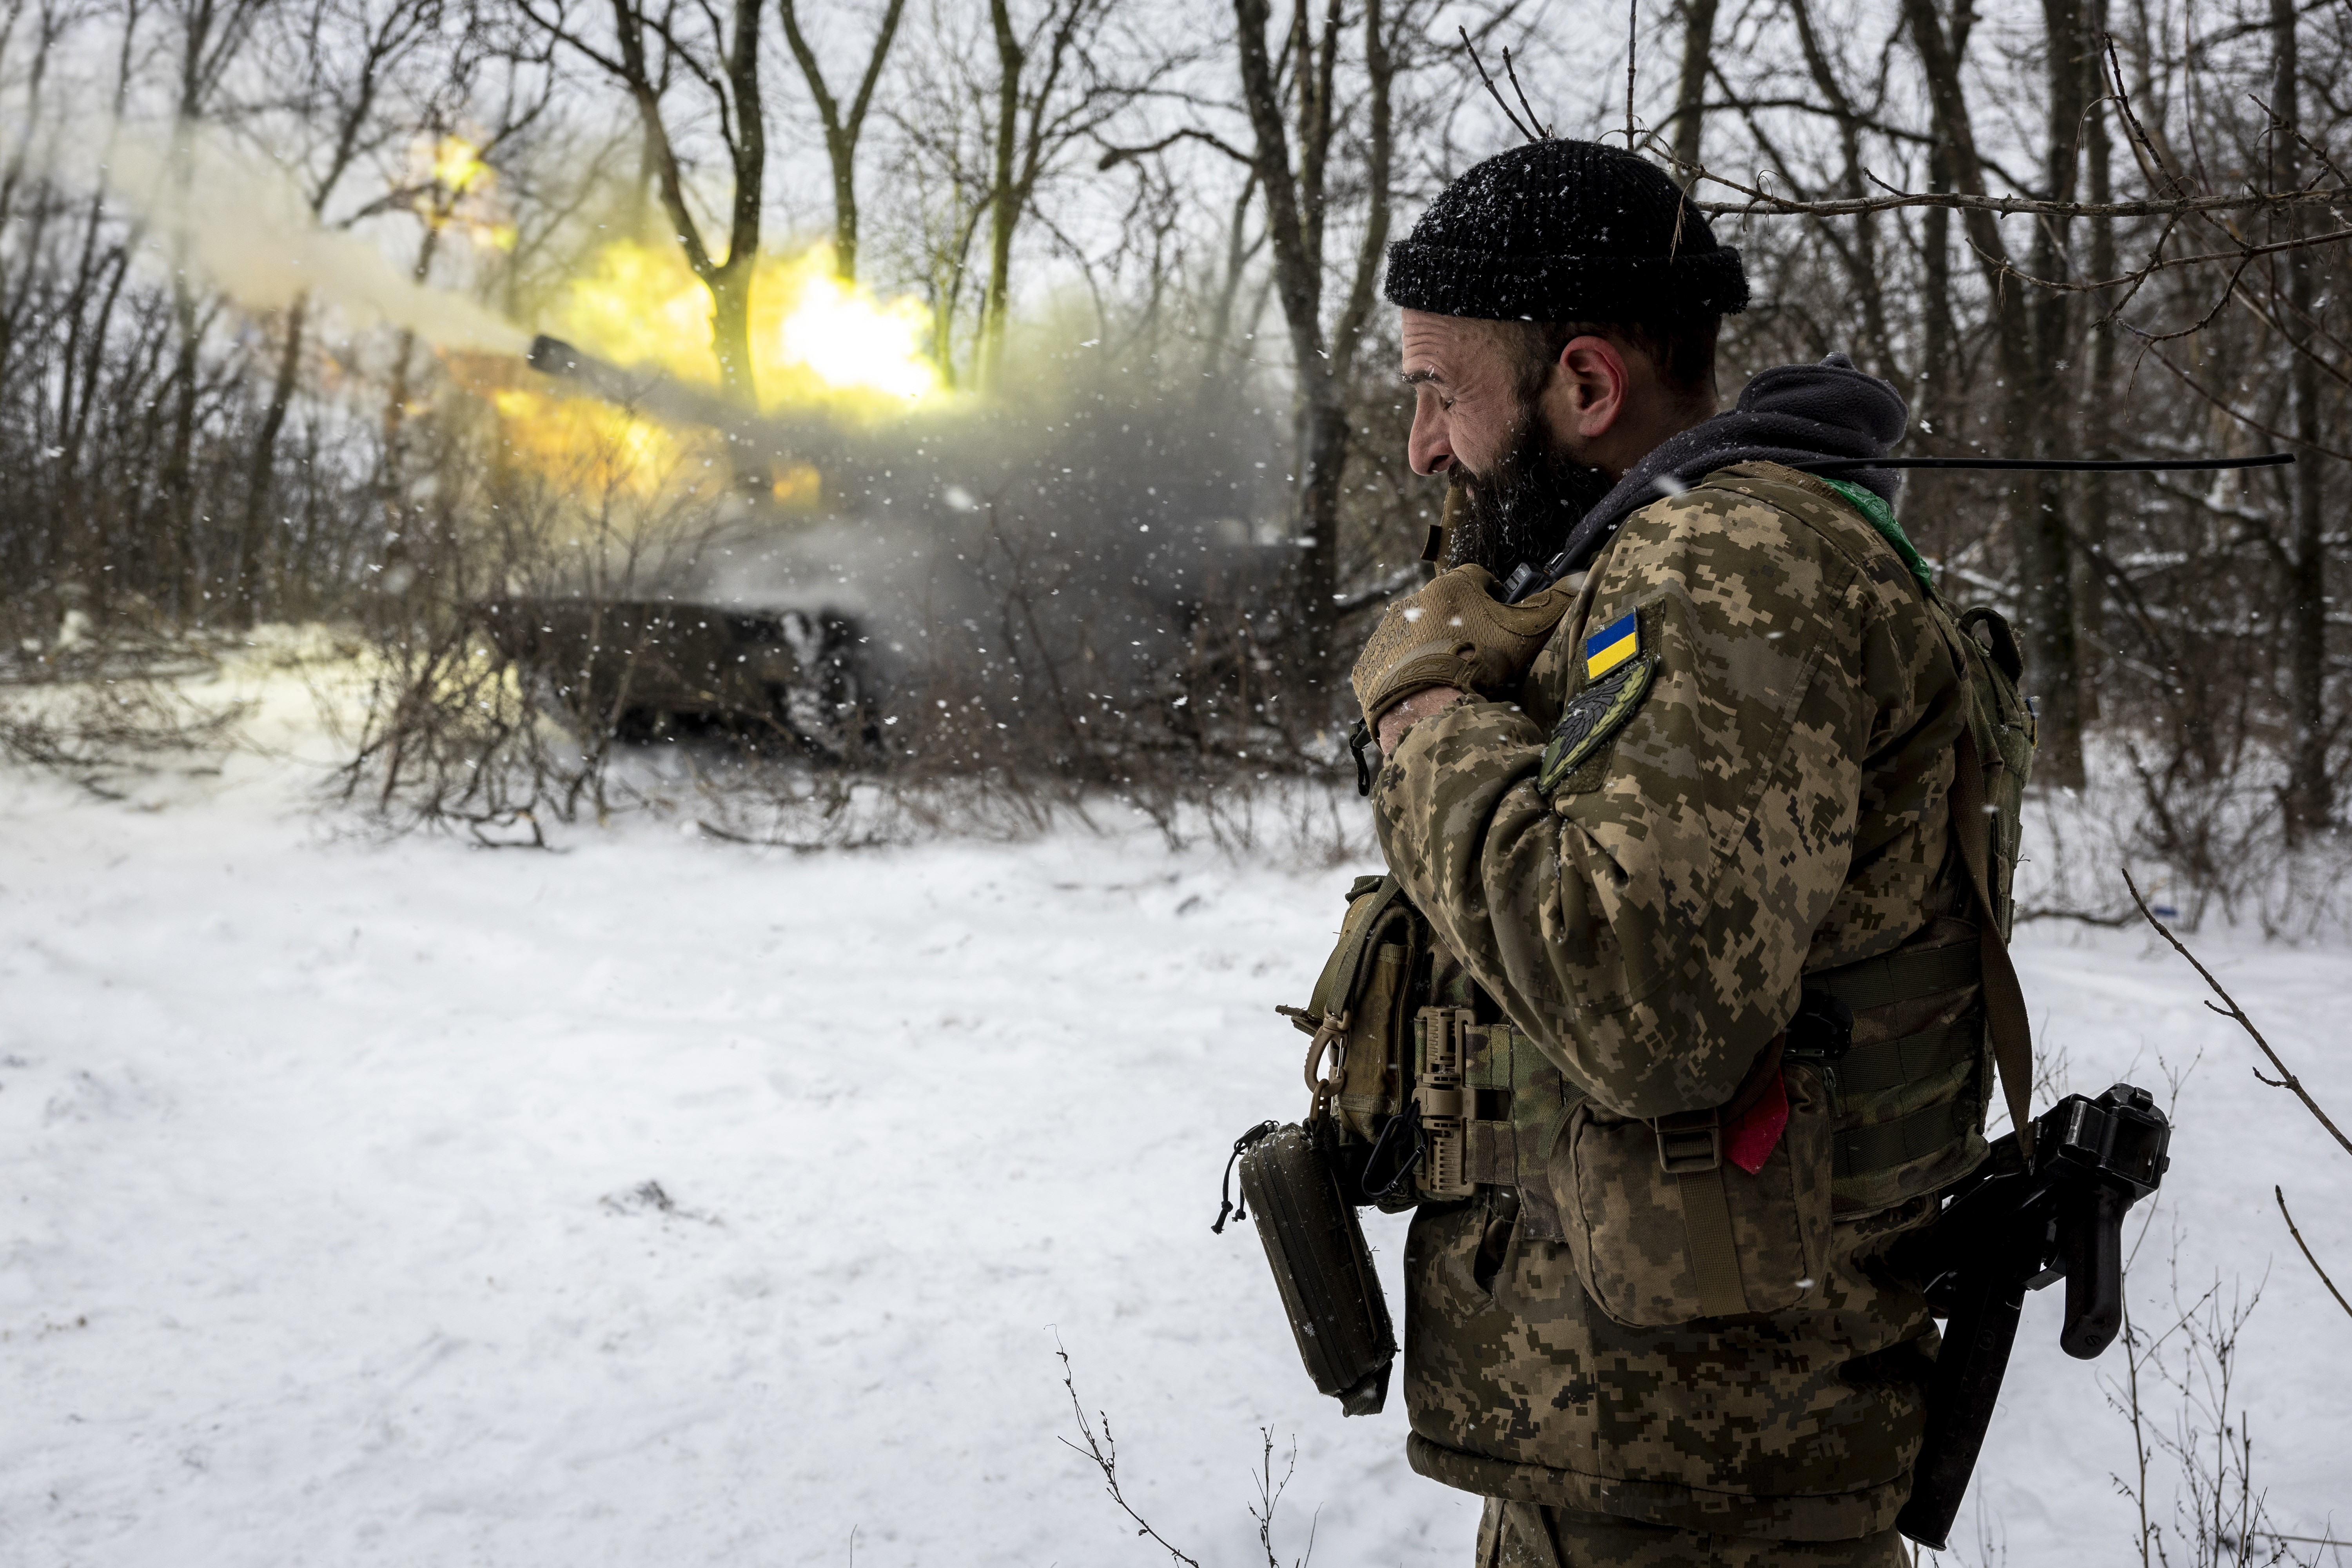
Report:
1890,1082,2173,1550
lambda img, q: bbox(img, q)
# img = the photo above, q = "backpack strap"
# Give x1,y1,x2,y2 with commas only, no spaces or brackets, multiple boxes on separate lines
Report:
1950,736,2037,1159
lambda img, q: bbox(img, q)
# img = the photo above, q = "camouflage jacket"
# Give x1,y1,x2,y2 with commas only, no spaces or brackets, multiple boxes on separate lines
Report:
1370,462,1969,1539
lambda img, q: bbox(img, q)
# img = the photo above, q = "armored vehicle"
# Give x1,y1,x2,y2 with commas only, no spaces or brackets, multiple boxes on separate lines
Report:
479,597,872,758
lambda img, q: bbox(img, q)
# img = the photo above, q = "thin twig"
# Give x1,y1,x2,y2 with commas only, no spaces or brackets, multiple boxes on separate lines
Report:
1054,1335,1203,1568
2016,904,2140,928
1458,27,1535,143
2274,1185,2352,1322
1686,156,2341,218
2123,867,2352,1158
1624,0,1637,149
1989,225,2352,295
1500,47,1548,140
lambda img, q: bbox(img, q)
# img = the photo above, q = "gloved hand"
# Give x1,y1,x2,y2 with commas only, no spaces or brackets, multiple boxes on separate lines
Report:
1349,564,1578,732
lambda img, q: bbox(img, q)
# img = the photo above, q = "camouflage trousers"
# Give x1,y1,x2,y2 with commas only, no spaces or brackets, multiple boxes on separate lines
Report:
1477,1499,1914,1568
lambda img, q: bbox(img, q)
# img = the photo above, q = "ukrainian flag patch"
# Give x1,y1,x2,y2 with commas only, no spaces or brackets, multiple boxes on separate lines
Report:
1584,610,1639,679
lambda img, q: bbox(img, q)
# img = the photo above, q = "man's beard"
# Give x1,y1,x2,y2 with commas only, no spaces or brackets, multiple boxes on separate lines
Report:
1443,412,1615,576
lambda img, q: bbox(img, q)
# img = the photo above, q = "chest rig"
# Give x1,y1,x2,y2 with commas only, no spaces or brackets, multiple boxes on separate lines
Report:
1279,485,2040,1323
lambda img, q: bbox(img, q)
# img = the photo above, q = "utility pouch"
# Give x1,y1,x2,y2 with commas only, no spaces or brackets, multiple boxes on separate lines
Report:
1232,1120,1396,1416
1284,875,1428,1148
1549,1056,1836,1327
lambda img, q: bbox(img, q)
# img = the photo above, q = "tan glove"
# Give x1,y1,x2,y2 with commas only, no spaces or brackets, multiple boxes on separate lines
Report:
1349,564,1579,731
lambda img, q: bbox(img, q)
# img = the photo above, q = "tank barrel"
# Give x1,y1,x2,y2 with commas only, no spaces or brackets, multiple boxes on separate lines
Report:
521,334,848,472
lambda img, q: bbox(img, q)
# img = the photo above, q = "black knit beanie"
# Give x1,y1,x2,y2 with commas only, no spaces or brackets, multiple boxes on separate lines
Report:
1383,140,1748,322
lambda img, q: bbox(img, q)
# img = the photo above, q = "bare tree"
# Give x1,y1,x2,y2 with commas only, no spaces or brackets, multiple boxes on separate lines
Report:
157,0,272,622
519,0,768,410
974,0,1134,389
778,0,908,283
1227,0,1412,656
232,0,459,624
2265,0,2332,841
1897,0,2087,786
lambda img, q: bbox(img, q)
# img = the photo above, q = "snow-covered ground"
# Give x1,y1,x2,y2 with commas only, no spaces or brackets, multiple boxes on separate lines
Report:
2,664,2347,1566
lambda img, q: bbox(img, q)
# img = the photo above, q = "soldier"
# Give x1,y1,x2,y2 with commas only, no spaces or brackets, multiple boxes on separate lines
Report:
1348,139,2003,1566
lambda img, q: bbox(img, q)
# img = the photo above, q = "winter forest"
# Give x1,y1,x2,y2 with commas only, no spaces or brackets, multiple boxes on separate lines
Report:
2,0,2349,1560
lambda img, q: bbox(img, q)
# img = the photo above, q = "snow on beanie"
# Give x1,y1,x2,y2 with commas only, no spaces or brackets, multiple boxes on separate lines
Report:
1383,140,1749,323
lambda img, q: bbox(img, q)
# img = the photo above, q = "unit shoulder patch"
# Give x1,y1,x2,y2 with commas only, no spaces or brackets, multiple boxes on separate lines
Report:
1536,652,1656,797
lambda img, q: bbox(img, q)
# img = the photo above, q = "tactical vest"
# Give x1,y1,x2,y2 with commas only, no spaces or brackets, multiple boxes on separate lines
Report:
1288,498,2038,1327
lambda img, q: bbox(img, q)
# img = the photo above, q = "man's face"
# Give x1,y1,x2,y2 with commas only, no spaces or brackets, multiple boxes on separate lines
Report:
1401,310,1613,574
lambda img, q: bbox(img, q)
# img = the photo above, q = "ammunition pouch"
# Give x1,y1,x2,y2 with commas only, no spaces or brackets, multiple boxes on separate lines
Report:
1232,1121,1396,1415
1553,1059,1837,1325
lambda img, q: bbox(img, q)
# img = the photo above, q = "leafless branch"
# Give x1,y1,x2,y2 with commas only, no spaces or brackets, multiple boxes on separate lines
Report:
1457,25,1536,143
1054,1336,1203,1568
1690,160,2346,219
1098,126,1256,170
2274,1185,2352,1322
2123,867,2352,1158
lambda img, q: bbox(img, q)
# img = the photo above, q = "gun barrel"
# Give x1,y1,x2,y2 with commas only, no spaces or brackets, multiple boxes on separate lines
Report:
1896,1269,2029,1551
1895,1083,2171,1550
521,334,851,472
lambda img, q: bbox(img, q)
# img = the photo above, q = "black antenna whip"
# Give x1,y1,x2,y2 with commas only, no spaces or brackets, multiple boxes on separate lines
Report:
1794,452,2296,474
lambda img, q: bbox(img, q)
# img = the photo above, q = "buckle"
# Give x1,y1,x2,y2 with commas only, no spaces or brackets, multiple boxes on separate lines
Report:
1655,1111,1722,1174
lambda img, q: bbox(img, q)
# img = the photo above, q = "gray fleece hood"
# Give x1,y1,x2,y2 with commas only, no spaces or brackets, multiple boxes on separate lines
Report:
1502,353,1909,601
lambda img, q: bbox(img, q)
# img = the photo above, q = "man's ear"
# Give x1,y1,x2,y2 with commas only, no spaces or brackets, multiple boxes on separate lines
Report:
1549,335,1631,439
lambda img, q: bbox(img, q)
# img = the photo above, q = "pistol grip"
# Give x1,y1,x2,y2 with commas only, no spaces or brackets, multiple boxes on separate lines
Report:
2059,1181,2128,1359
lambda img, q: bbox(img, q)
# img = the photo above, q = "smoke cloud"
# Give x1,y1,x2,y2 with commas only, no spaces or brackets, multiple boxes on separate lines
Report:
83,118,529,355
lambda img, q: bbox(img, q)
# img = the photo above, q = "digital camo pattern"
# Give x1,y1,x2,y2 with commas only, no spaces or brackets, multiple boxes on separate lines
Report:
1369,463,1970,1538
1475,1497,1911,1567
1374,462,1966,1120
1555,1062,1837,1328
1403,1192,1940,1538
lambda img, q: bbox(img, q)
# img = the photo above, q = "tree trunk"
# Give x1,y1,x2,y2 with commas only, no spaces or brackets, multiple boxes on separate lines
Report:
162,281,201,622
1919,143,1953,435
981,0,1022,390
2017,0,2087,786
236,290,306,626
779,0,908,283
2271,0,2332,839
1232,0,1343,653
1903,0,2085,786
2076,0,2116,717
611,0,765,417
1669,0,1720,181
707,258,759,413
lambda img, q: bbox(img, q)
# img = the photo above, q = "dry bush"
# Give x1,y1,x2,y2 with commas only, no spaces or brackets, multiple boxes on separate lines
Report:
0,628,253,797
332,414,741,844
2015,746,2352,940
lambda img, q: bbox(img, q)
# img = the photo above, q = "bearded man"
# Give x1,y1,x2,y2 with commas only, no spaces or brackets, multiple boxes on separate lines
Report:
1347,138,2003,1567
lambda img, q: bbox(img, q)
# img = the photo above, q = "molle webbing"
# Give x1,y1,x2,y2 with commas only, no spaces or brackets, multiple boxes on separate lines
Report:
1804,943,1977,1014
1833,1096,1976,1179
1308,876,1406,1020
1829,1017,1984,1099
1801,913,1992,1195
